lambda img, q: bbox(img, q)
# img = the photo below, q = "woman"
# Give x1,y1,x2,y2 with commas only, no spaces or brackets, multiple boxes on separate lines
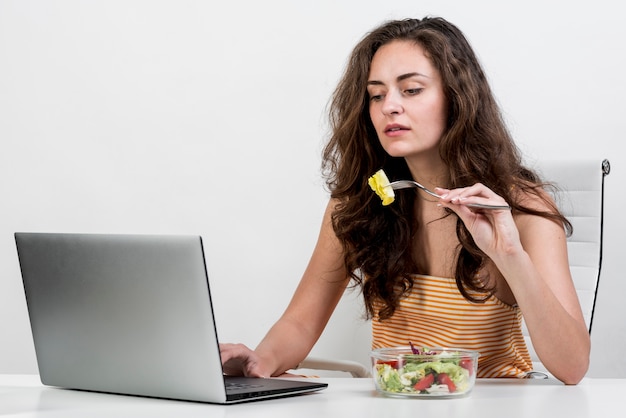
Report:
220,17,589,384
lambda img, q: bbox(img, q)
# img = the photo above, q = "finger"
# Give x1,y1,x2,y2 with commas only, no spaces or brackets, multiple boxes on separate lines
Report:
437,201,476,218
244,363,268,378
219,343,246,362
436,185,508,209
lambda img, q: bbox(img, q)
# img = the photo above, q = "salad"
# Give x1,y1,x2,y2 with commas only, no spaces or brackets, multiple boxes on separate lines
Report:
373,344,477,396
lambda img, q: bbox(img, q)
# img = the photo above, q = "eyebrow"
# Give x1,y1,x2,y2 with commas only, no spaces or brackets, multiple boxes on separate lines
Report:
367,72,430,86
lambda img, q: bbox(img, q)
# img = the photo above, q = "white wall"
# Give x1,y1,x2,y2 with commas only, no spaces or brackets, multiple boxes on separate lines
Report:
1,0,623,377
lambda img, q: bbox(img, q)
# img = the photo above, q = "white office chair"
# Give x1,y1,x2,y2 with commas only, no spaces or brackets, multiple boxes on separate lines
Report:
523,158,610,377
295,158,610,378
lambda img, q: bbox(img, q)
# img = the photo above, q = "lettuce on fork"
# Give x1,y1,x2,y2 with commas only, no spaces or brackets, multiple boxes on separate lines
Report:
368,169,395,206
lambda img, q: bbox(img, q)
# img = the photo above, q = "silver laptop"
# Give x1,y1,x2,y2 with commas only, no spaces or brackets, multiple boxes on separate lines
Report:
15,232,327,404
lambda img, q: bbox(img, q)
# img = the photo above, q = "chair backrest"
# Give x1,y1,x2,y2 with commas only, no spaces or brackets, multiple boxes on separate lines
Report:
522,158,610,372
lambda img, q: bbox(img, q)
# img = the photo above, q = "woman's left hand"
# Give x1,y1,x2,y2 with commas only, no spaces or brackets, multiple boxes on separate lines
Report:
435,183,521,261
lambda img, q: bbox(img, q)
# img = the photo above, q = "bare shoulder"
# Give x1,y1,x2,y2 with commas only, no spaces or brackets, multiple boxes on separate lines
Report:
513,182,558,212
512,183,567,246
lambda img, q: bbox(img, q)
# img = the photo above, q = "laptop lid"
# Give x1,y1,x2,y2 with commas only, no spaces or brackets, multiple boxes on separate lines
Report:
15,232,327,404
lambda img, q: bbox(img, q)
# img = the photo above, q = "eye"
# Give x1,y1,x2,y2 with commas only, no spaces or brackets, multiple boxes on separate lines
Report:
367,87,385,102
404,88,423,95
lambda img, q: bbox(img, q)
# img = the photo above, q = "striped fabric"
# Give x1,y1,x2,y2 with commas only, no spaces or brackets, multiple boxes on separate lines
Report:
371,274,533,378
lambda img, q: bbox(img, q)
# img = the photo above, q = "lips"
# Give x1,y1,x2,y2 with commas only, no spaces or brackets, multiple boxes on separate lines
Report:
384,124,410,134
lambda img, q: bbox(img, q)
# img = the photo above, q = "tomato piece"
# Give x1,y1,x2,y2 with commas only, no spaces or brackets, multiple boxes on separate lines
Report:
460,358,474,376
377,359,400,368
414,373,435,391
437,373,457,393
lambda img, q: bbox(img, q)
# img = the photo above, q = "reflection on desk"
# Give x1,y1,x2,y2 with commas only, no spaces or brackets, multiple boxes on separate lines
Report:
1,374,622,417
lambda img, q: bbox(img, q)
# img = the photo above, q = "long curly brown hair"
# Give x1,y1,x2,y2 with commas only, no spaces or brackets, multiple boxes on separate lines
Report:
321,17,571,320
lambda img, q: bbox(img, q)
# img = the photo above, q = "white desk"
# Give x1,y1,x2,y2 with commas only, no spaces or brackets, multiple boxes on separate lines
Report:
1,374,622,417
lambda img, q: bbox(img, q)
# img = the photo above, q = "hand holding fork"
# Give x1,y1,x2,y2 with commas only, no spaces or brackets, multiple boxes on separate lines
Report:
389,180,511,211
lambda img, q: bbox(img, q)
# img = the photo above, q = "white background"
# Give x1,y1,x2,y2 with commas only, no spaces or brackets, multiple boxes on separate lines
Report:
1,0,624,377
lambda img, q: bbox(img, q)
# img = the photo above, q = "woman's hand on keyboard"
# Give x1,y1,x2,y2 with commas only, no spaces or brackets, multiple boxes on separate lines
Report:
219,343,269,378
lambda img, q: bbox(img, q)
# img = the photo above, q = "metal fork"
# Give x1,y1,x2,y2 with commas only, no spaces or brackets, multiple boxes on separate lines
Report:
389,180,511,210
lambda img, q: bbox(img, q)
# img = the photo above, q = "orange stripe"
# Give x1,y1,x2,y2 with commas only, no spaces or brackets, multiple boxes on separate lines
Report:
371,274,533,378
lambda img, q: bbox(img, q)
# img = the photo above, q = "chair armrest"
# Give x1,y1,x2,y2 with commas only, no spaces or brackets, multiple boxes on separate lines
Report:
297,356,371,378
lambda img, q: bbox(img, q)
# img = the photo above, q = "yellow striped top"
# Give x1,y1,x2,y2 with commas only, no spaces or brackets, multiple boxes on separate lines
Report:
371,274,533,378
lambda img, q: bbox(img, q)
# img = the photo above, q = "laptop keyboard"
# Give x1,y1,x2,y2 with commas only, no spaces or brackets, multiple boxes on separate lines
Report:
226,381,263,391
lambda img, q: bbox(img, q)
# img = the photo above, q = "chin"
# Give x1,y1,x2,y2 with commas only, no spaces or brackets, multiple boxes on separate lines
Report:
382,143,439,161
382,148,418,159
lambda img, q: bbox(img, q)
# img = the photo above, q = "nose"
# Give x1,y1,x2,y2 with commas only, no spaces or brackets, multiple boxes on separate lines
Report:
381,91,403,116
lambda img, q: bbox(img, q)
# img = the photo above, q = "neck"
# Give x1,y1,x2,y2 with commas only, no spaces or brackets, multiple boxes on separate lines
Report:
404,155,448,191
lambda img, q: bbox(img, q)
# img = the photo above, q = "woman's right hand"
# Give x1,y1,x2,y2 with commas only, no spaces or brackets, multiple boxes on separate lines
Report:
219,343,270,378
219,200,349,380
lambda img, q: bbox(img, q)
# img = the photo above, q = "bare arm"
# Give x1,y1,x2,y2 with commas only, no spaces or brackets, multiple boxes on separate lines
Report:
500,209,589,383
221,199,350,377
439,184,590,384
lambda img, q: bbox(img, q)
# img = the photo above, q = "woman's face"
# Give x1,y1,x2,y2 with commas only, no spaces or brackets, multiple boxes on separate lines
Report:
367,40,447,161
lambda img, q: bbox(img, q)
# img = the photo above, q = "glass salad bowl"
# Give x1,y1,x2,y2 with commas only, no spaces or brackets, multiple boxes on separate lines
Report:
371,346,479,398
